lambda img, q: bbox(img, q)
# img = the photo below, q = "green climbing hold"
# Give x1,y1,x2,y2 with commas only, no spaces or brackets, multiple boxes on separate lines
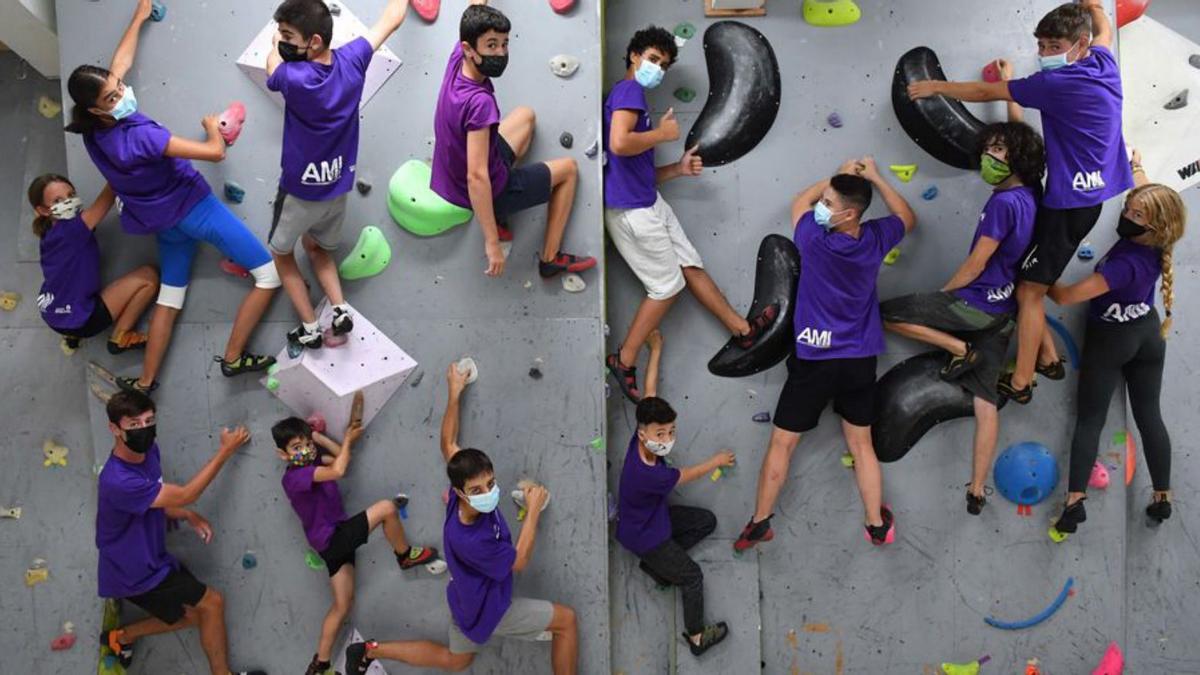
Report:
267,363,280,376
387,160,473,237
889,164,918,183
589,436,604,450
884,247,901,265
840,453,855,468
1047,526,1068,543
305,550,324,570
1112,430,1127,445
802,0,862,27
674,22,696,40
940,662,980,675
339,225,392,280
266,376,279,392
673,87,696,103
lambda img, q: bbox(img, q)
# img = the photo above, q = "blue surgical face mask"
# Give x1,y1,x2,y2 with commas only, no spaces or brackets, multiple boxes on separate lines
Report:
1039,42,1079,71
634,59,665,89
813,201,843,231
466,484,501,513
110,85,138,120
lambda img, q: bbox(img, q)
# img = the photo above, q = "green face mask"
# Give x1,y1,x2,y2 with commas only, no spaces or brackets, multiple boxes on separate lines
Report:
980,153,1012,186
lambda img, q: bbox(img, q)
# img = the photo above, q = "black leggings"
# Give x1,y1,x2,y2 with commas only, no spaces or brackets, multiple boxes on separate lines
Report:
1069,311,1171,493
638,505,716,636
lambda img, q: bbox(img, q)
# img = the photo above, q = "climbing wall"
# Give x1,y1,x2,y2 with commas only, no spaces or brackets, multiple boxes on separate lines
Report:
603,0,1198,672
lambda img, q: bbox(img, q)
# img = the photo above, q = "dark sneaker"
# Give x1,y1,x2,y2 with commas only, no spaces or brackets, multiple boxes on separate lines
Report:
538,251,597,278
101,629,134,668
606,354,641,403
233,670,267,675
965,485,992,516
997,372,1034,405
116,376,158,395
734,303,780,349
215,352,276,377
345,640,378,674
1146,495,1172,525
304,655,333,675
397,546,438,570
107,331,149,355
1036,357,1067,381
940,345,980,381
287,325,323,351
1050,498,1087,540
864,506,896,545
684,622,729,657
733,516,774,553
331,307,354,336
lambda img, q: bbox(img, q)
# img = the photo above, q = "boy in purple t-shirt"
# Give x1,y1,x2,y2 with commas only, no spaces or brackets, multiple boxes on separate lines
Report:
272,407,439,675
735,158,916,553
882,120,1045,514
603,26,777,403
431,2,595,280
266,0,409,351
96,390,264,675
343,362,578,674
908,1,1133,404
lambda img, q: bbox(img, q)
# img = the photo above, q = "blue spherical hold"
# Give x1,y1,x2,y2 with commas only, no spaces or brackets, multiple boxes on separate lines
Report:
241,552,257,570
224,181,245,204
994,442,1059,505
921,185,939,201
150,0,167,21
1077,243,1095,261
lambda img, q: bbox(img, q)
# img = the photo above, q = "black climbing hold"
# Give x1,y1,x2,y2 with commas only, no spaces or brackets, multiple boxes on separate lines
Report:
1164,89,1189,110
708,234,799,377
686,22,782,167
529,367,543,380
560,132,574,149
328,2,341,16
1190,54,1200,69
356,179,372,196
891,46,987,170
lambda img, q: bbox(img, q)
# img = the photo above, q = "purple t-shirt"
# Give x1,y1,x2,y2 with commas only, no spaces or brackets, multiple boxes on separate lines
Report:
1088,238,1161,323
281,463,348,552
267,37,372,201
431,43,509,209
83,113,211,235
1008,46,1133,209
603,80,657,209
96,444,176,598
793,212,906,359
38,216,101,330
616,433,680,556
953,186,1037,313
444,488,516,644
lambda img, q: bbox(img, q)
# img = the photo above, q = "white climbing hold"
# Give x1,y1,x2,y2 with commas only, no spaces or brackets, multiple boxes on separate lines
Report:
562,273,586,293
523,280,533,290
548,54,580,78
455,357,479,384
500,241,512,259
425,559,448,575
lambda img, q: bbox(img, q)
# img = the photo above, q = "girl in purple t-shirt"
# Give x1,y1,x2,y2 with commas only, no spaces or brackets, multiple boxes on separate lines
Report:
1045,171,1186,540
30,174,158,353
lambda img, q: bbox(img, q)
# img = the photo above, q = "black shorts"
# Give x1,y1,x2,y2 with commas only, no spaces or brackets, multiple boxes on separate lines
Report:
318,510,370,577
126,565,208,625
53,300,113,339
1017,204,1104,285
493,136,553,219
773,355,878,433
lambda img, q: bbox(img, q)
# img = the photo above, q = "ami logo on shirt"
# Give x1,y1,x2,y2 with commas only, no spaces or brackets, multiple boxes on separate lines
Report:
796,327,832,349
1072,168,1106,192
300,156,346,186
1101,302,1151,323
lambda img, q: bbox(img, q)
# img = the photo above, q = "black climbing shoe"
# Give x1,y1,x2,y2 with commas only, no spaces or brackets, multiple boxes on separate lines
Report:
1036,357,1067,381
966,485,993,516
735,303,780,349
1146,494,1172,525
345,640,377,674
864,506,896,545
940,344,980,381
606,354,641,403
215,352,276,377
331,306,354,336
538,251,597,278
304,654,333,675
997,372,1034,405
684,622,729,657
101,629,134,668
1052,498,1088,535
733,515,774,553
638,560,673,589
287,325,323,351
116,376,159,395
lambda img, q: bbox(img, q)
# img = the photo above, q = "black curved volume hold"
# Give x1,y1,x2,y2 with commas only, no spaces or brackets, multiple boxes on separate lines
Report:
686,21,782,167
891,46,987,171
708,234,800,378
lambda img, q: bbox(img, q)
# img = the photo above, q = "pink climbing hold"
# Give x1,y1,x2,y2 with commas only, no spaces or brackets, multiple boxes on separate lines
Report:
219,258,250,279
982,61,1000,83
50,632,76,651
549,0,576,14
218,101,246,146
413,0,439,22
322,327,349,348
1088,461,1110,489
1091,641,1124,675
306,413,326,434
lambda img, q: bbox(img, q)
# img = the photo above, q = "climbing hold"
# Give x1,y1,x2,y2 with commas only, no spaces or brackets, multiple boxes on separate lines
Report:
802,0,861,27
305,550,324,570
223,181,245,204
709,234,800,377
687,22,781,167
1,507,22,519
584,140,599,158
219,258,250,279
60,337,79,356
50,625,76,651
1116,0,1149,28
25,559,49,587
387,160,473,237
322,327,348,348
339,226,391,280
921,185,939,201
327,2,341,16
1077,242,1095,260
355,179,372,196
150,0,166,22
981,60,1001,83
0,291,21,311
548,54,580,78
826,112,843,128
589,436,604,451
549,0,575,14
1025,659,1043,675
395,492,409,519
1164,89,1189,110
941,656,990,675
42,439,68,468
562,273,586,293
985,577,1073,630
889,164,918,182
409,369,424,387
306,413,326,434
455,357,479,384
529,358,544,380
412,0,439,21
266,376,280,392
840,453,855,468
710,467,724,482
1089,460,1110,489
512,480,551,521
425,559,449,575
884,247,901,265
1048,526,1068,543
241,552,257,570
1191,54,1200,69
1113,430,1127,445
218,101,245,146
559,131,574,149
892,47,988,170
752,411,771,423
1044,314,1081,370
1125,433,1136,486
993,442,1059,506
37,95,61,119
674,22,697,41
674,87,696,103
267,363,280,377
1092,641,1124,675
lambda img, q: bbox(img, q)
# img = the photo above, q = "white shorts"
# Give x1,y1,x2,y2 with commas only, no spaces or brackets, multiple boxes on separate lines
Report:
605,193,704,301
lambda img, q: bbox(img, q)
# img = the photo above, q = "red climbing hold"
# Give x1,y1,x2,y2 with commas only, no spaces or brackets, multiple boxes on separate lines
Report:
50,632,76,651
1116,0,1150,28
549,0,576,14
306,413,327,434
219,259,250,279
413,0,439,22
982,61,1000,83
218,101,246,146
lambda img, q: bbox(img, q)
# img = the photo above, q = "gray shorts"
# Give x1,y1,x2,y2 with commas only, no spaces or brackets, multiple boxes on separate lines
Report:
880,291,1014,405
448,597,555,654
268,188,347,255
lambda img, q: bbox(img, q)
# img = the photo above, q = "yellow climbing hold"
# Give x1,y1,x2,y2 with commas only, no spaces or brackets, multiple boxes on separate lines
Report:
710,467,723,482
802,0,861,27
37,96,62,119
1048,526,1068,543
0,291,21,311
42,439,69,467
840,453,855,468
884,247,901,265
941,662,980,675
25,567,49,587
889,164,918,183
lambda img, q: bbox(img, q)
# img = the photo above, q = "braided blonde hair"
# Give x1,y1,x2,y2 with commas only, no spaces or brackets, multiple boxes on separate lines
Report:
1126,184,1186,338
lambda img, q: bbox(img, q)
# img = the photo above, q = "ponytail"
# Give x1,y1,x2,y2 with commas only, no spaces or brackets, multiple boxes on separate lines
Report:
27,173,73,239
1160,248,1175,339
64,65,112,135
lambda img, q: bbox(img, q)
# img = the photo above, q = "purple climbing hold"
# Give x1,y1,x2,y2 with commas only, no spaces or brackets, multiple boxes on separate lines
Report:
752,411,771,423
827,112,843,128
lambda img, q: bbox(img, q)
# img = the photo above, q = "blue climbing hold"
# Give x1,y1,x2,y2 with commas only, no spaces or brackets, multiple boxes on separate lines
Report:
241,552,257,570
224,181,245,204
922,185,939,201
1077,242,1095,260
150,0,167,22
993,442,1059,506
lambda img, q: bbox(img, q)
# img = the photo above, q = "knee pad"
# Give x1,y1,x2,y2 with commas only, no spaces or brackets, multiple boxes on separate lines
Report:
157,284,188,310
249,261,282,289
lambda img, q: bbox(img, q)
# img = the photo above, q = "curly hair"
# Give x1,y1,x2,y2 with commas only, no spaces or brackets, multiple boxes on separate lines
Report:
624,26,678,70
976,122,1046,188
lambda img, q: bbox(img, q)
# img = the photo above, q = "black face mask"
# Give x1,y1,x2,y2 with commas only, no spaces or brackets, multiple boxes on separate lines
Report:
1117,216,1148,239
278,40,310,63
475,52,509,78
123,425,157,454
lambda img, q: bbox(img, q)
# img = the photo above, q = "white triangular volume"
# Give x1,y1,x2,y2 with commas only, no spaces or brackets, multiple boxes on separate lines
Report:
331,628,390,675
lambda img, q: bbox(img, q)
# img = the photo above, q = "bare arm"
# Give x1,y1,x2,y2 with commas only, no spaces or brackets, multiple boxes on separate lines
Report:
941,236,1001,291
859,157,916,232
466,129,505,276
149,426,248,509
791,179,829,225
1131,149,1149,187
163,507,192,520
164,115,225,163
1047,273,1111,305
110,0,153,80
366,0,409,51
81,184,117,230
610,109,670,157
266,32,283,77
993,59,1024,122
677,449,736,485
909,79,1013,103
512,485,548,572
1083,0,1113,49
440,364,471,463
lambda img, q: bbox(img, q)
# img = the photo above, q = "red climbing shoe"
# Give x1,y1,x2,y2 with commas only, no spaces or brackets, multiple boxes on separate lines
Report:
497,221,513,242
218,101,246,146
606,354,641,403
549,0,576,14
735,303,780,349
539,251,596,278
733,516,774,552
396,546,438,570
413,0,439,22
219,258,250,279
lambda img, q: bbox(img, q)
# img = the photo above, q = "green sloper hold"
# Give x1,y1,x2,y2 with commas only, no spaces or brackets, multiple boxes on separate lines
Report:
339,225,392,280
803,0,862,27
388,160,473,237
673,22,696,40
674,87,696,103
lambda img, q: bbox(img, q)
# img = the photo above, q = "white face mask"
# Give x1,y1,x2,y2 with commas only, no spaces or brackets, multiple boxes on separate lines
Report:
641,433,675,457
49,197,84,220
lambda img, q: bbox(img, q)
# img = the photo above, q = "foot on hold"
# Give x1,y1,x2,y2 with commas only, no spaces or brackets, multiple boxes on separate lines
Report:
685,622,730,657
107,330,149,355
965,485,991,515
101,629,134,668
304,654,334,675
734,302,780,349
345,640,378,674
215,352,276,377
939,344,979,380
606,354,641,403
396,545,438,570
539,251,597,278
116,376,158,395
1146,494,1172,525
734,515,774,552
287,325,323,351
1051,498,1087,539
996,372,1033,405
864,506,896,545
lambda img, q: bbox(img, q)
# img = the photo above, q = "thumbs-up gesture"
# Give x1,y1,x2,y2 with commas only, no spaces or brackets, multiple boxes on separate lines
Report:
658,107,680,142
678,145,703,177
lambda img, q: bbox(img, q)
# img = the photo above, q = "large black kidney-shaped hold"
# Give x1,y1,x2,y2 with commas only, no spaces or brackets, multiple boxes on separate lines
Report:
708,234,800,378
686,21,782,167
891,46,988,171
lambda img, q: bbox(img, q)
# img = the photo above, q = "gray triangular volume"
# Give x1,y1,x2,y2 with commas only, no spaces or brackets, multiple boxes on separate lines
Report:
1164,89,1189,110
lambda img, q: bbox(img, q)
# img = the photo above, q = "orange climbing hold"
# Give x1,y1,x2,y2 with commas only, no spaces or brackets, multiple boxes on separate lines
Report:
1125,433,1136,486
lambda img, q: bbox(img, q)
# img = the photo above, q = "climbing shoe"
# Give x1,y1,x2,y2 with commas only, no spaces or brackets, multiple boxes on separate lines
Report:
997,372,1034,405
304,654,334,675
1051,498,1087,537
1146,494,1172,525
1036,356,1067,381
101,629,134,668
345,640,378,674
606,354,641,403
965,485,993,516
215,352,276,377
864,506,896,545
107,330,149,355
684,622,729,657
397,546,438,570
496,221,514,242
940,344,980,381
331,306,354,336
287,325,323,351
538,251,597,278
733,515,775,552
638,560,673,590
116,376,158,395
734,303,780,349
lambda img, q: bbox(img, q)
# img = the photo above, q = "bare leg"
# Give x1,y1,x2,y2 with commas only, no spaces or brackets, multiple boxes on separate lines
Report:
139,304,180,386
1011,281,1049,390
366,499,409,554
193,588,232,675
304,235,346,306
618,295,678,368
498,106,536,161
643,330,663,399
367,640,475,671
883,321,967,356
316,566,355,662
100,265,159,335
118,610,197,642
843,421,883,526
223,287,276,362
547,604,578,675
681,267,750,336
540,157,577,262
273,250,318,325
752,427,803,522
970,398,999,496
